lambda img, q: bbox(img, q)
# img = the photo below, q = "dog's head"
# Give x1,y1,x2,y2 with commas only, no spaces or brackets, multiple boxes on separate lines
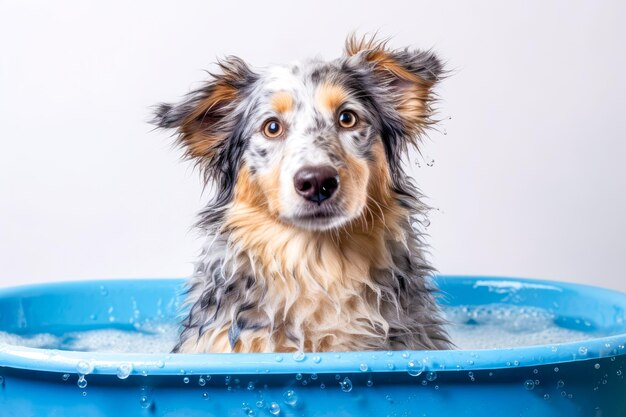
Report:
153,36,442,232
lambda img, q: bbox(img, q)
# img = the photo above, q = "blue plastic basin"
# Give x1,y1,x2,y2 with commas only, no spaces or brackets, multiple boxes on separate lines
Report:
0,276,625,416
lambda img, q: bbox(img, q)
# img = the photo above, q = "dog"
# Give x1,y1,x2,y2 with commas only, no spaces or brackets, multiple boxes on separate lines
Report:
152,35,451,353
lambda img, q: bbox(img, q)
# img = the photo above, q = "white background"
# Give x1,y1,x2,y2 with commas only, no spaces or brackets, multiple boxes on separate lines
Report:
1,1,625,290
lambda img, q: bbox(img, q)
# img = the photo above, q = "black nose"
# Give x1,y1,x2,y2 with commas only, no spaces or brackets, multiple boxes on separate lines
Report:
294,166,339,204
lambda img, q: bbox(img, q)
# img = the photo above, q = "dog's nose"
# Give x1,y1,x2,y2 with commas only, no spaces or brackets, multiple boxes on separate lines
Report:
294,166,339,204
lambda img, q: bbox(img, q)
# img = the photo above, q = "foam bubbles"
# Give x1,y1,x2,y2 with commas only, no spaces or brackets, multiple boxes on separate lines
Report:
444,304,593,349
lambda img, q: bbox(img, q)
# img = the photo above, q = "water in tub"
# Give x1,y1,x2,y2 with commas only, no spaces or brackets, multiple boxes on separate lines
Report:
0,304,593,353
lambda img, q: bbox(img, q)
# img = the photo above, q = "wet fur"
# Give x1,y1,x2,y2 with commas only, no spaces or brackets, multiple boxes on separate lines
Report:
153,35,451,353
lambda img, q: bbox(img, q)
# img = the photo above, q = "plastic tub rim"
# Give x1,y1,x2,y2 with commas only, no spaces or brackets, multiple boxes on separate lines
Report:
0,276,625,377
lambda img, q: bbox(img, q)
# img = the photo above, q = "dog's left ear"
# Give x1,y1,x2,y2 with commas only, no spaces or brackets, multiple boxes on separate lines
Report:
345,35,443,147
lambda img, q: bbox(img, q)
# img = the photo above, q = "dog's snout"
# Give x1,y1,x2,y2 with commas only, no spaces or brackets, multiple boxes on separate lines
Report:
294,166,339,204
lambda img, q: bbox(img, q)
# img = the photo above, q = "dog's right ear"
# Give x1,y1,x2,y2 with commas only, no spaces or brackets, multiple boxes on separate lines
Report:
152,56,258,182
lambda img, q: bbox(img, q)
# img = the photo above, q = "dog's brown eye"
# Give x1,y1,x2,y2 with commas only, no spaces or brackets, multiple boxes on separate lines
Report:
338,110,358,128
262,119,283,139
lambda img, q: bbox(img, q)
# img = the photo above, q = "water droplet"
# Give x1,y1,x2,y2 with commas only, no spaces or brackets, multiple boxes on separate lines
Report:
594,363,601,370
335,374,341,381
339,377,353,392
359,363,369,372
116,363,132,380
401,351,410,359
275,355,283,363
283,390,298,406
513,360,520,366
225,375,231,384
387,362,395,370
62,373,70,381
293,352,306,362
366,378,374,387
183,377,190,384
557,380,565,388
533,369,539,374
139,387,152,409
554,367,559,373
524,380,535,390
320,383,325,389
617,370,622,376
407,360,424,377
156,360,165,368
385,395,393,403
295,373,302,381
312,355,321,364
82,391,87,397
269,402,281,415
76,360,93,376
202,392,209,400
578,346,588,356
543,394,550,400
247,381,255,390
77,375,87,389
426,371,437,382
256,400,265,408
199,377,207,387
99,285,108,296
421,380,427,386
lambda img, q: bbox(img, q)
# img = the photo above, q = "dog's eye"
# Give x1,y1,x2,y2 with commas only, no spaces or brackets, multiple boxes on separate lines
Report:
337,110,358,128
262,119,283,139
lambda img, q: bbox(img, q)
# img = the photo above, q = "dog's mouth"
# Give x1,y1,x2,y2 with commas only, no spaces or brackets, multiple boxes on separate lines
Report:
284,204,349,231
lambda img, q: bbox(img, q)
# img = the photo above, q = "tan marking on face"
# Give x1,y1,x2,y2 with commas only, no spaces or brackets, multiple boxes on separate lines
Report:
337,151,369,216
270,91,294,114
316,82,350,114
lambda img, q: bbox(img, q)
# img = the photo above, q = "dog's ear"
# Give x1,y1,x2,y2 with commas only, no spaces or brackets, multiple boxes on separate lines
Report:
345,34,443,147
152,56,258,184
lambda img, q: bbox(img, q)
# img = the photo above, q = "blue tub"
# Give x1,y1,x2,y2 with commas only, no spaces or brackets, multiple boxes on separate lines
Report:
0,276,624,416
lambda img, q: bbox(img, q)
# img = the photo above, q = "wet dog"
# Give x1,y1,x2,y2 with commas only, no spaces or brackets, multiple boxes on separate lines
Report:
153,35,451,353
